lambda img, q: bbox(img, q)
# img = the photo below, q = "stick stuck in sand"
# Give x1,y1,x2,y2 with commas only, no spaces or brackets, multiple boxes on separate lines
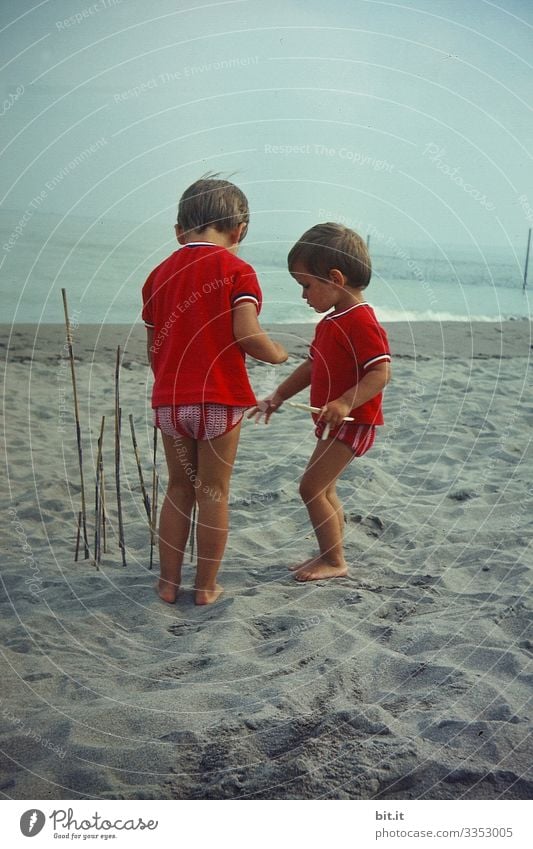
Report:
114,348,126,567
149,426,158,570
74,510,82,562
100,465,107,555
61,289,90,559
94,416,105,569
190,501,197,560
129,413,151,524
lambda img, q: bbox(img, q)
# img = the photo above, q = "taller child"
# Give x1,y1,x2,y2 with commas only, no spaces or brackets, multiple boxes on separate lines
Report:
142,176,287,605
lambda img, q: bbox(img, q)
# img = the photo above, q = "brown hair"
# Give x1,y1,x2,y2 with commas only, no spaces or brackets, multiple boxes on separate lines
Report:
287,222,371,289
177,174,249,239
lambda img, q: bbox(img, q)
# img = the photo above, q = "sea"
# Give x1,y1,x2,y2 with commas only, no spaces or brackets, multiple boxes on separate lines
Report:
1,211,531,326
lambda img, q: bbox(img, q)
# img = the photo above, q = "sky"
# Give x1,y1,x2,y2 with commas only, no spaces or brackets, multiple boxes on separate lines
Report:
1,0,533,252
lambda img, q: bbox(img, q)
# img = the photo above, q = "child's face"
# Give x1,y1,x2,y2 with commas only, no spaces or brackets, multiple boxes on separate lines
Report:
290,262,342,313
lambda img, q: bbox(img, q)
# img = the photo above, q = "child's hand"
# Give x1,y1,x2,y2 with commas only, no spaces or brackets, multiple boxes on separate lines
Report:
318,398,352,428
247,392,284,424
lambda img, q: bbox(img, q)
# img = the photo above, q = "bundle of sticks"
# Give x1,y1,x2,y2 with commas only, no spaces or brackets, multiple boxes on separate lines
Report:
62,291,160,569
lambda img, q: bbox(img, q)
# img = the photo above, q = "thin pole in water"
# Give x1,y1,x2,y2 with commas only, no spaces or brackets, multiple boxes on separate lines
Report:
523,227,531,292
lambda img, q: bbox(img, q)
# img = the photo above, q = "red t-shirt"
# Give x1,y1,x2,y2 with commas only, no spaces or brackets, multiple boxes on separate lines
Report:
309,303,391,425
142,242,262,408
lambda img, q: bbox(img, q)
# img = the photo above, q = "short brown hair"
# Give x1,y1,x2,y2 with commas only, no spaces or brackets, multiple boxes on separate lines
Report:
287,222,371,289
177,174,249,238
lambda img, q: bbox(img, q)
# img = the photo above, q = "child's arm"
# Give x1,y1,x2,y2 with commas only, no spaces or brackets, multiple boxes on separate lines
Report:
248,358,312,423
146,326,154,372
320,361,391,427
233,302,288,364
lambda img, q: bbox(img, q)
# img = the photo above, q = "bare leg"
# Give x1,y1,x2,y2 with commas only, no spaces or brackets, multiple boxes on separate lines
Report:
194,423,242,605
288,481,345,571
158,433,197,603
327,483,345,539
293,439,354,581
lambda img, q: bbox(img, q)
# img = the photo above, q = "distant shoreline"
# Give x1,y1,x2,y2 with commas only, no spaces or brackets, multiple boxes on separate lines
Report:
2,320,532,361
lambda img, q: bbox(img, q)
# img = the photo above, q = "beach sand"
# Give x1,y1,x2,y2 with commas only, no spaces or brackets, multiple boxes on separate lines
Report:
1,320,532,800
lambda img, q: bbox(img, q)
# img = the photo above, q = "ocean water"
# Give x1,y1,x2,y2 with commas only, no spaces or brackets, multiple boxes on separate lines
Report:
1,211,531,325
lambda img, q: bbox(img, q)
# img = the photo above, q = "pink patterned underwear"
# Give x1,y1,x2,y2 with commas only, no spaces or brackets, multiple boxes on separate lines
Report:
154,404,246,441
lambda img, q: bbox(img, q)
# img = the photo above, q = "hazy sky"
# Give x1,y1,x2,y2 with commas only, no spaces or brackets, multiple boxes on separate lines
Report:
1,0,532,249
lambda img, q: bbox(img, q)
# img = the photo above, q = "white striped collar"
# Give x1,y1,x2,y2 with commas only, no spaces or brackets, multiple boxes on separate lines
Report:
183,241,218,247
325,302,370,320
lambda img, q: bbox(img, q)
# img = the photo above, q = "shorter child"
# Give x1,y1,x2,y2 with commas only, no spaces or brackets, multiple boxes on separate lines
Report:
251,223,391,581
142,176,287,604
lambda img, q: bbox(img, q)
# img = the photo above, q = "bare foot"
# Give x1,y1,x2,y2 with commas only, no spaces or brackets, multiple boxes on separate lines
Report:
157,579,180,604
293,560,348,582
195,583,224,605
288,555,319,572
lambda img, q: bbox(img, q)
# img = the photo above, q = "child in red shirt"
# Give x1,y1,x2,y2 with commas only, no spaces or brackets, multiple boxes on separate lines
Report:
250,223,391,582
143,176,287,605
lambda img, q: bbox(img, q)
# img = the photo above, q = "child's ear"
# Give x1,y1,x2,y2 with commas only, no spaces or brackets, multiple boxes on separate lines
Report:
232,222,248,244
175,224,186,245
329,268,346,287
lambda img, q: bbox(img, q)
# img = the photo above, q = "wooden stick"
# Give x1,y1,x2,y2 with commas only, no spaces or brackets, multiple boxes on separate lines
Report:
119,406,127,565
287,400,354,441
190,501,197,560
114,347,127,567
93,415,105,569
287,400,355,421
149,473,159,571
154,473,159,548
97,500,102,564
149,426,158,570
523,227,531,292
74,510,82,561
129,414,151,523
61,289,89,559
100,465,107,555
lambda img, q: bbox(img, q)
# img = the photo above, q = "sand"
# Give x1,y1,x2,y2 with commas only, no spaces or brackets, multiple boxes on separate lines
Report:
1,320,532,800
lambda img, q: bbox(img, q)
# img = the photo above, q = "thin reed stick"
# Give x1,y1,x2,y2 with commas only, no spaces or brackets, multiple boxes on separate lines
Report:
149,472,159,571
149,427,158,570
129,414,151,523
287,400,354,419
190,502,197,560
115,347,126,567
93,415,105,569
74,511,82,561
523,227,531,292
61,289,89,559
100,465,107,554
153,472,159,546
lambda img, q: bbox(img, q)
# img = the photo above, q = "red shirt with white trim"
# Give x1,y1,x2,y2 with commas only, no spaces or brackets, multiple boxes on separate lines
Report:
142,243,262,407
309,303,391,425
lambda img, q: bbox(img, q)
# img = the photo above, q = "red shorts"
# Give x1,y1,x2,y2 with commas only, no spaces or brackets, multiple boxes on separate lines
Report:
314,420,376,456
155,404,246,441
